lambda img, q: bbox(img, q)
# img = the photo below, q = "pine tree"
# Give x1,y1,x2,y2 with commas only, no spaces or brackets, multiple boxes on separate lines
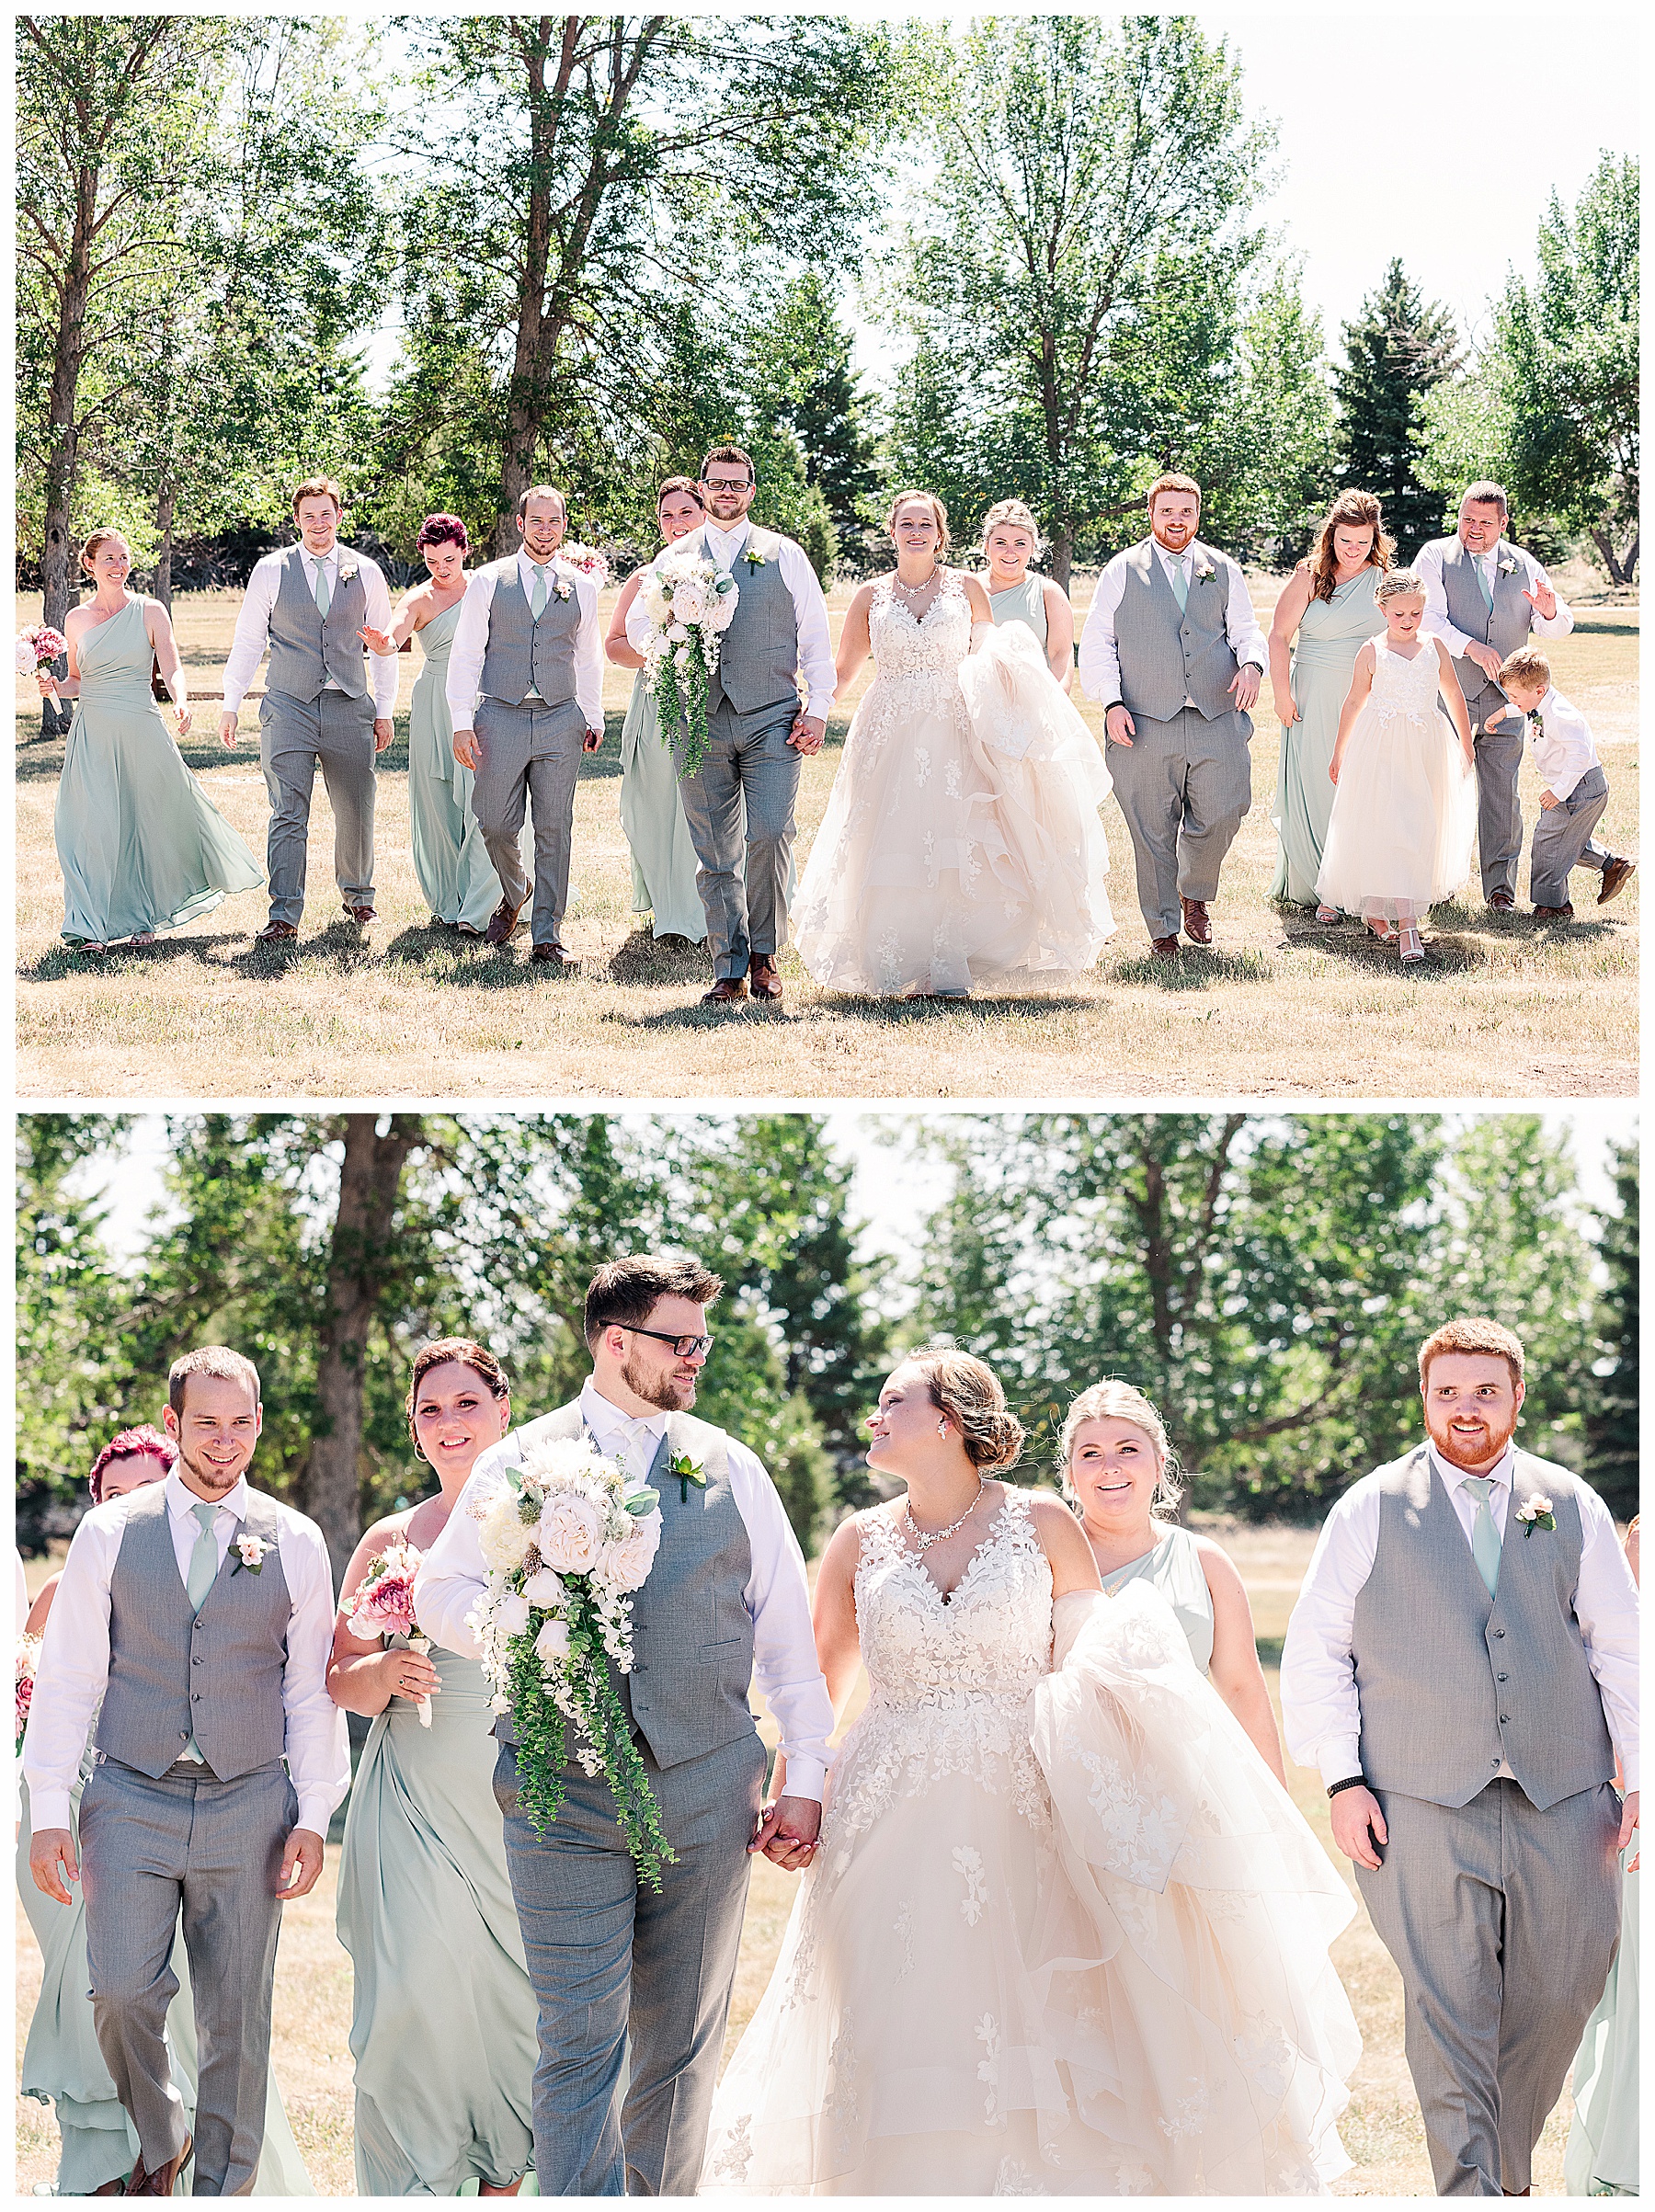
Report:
1333,259,1460,557
1583,1141,1638,1520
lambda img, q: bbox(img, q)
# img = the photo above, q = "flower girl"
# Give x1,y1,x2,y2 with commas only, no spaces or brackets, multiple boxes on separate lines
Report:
1316,568,1477,963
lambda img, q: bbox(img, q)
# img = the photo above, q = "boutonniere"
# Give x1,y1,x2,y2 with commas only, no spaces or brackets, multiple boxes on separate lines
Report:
554,576,573,600
744,545,768,569
337,563,360,587
668,1451,707,1503
232,1533,273,1576
1195,563,1216,585
1497,557,1517,577
1514,1493,1556,1536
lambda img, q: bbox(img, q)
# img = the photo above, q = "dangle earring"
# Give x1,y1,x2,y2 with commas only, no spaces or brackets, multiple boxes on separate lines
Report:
937,1420,948,1435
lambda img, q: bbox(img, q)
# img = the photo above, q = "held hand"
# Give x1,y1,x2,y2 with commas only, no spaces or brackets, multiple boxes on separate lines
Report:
787,713,826,756
1330,1785,1387,1871
29,1826,80,1906
453,728,481,770
581,724,604,754
750,1792,821,1871
1229,663,1261,713
382,1648,442,1703
277,1828,325,1898
219,709,240,750
1485,709,1519,735
359,624,395,656
1524,583,1557,621
1105,704,1136,747
1467,641,1504,680
372,718,394,755
34,671,60,700
1616,1788,1638,1872
1539,786,1561,810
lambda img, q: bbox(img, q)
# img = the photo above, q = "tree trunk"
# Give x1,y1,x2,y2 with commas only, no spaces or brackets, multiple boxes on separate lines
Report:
1591,524,1638,587
307,1113,424,1584
154,480,175,610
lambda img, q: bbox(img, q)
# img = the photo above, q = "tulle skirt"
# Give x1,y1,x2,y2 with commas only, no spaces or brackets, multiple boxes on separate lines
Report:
1315,701,1477,922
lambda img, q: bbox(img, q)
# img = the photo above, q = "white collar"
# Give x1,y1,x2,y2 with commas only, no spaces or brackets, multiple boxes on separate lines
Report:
517,546,561,577
1154,539,1193,568
165,1465,248,1524
579,1375,668,1447
1427,1440,1515,1496
302,544,338,571
1536,687,1559,717
703,517,751,549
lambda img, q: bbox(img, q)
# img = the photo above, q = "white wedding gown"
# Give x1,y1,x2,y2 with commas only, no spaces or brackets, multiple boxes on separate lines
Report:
702,1491,1360,2195
793,572,1115,994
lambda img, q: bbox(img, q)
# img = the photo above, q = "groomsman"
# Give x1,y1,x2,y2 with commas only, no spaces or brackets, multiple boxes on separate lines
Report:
1078,473,1267,954
447,485,606,968
1414,482,1575,910
25,1348,350,2197
220,476,399,942
1282,1317,1638,2197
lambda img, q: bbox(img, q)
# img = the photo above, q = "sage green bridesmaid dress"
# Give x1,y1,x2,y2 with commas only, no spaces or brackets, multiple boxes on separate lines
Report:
617,668,709,941
987,572,1049,646
1563,1847,1638,2194
1098,1522,1216,1672
1270,567,1386,906
53,596,264,945
336,1642,540,2196
16,1776,314,2195
406,599,513,933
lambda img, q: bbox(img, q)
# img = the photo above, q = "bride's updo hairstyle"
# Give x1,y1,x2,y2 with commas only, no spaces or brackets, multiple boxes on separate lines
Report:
405,1336,509,1454
1059,1380,1183,1516
1375,567,1426,608
887,490,951,553
979,498,1046,561
907,1341,1024,1470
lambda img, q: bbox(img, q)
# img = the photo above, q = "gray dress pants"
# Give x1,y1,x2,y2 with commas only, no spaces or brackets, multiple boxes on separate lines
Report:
1528,764,1611,907
496,1728,766,2195
1104,704,1252,938
1356,1777,1622,2196
258,686,377,924
470,696,586,947
78,1756,296,2197
1466,680,1526,901
675,700,801,978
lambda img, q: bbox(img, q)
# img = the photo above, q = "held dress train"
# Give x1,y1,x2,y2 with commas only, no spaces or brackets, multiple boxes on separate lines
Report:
793,572,1114,995
702,1490,1360,2195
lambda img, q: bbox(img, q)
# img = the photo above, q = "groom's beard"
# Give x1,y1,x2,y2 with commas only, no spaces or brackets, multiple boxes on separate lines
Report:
176,1439,247,1496
621,1349,698,1412
1425,1406,1519,1471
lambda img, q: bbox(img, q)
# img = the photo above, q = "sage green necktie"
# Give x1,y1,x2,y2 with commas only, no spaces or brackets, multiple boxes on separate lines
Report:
182,1499,219,1763
312,557,331,619
1461,1477,1501,1596
1167,553,1189,612
530,563,547,621
1475,556,1493,611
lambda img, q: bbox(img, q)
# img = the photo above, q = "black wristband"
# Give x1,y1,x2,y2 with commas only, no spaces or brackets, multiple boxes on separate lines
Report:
1326,1774,1367,1800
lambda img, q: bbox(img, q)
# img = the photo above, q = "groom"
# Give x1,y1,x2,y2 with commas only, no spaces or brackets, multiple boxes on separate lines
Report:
24,1347,349,2196
416,1255,834,2195
1078,473,1267,954
625,445,836,1003
1282,1317,1638,2196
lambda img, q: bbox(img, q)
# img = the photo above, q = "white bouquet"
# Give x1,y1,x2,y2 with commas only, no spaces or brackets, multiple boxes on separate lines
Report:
634,545,738,776
465,1434,673,1884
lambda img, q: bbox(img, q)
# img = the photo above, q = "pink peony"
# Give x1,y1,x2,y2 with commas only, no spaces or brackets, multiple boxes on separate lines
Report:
535,1491,603,1574
348,1571,417,1640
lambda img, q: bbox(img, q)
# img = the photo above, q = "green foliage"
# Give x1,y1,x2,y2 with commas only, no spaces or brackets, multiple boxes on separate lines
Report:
1583,1141,1638,1519
1332,258,1459,557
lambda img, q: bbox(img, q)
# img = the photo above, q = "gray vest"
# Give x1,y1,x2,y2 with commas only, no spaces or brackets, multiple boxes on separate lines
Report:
95,1483,292,1782
702,530,800,717
1351,1447,1615,1811
1111,538,1241,722
265,544,371,703
478,562,582,706
495,1401,757,1773
1436,538,1536,707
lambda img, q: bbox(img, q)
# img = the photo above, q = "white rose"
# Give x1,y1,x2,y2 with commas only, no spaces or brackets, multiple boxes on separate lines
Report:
666,621,690,644
675,644,692,669
535,1616,572,1665
671,586,706,625
521,1567,564,1610
707,594,736,633
478,1490,535,1572
496,1591,531,1636
597,1511,662,1592
535,1491,603,1574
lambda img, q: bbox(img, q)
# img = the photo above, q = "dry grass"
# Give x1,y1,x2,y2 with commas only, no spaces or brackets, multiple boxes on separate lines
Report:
16,1530,1584,2195
15,566,1637,1099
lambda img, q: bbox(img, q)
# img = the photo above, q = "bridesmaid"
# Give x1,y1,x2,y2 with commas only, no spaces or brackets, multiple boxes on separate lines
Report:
330,1340,539,2197
978,496,1076,691
17,1428,311,2196
360,515,508,937
1565,1512,1638,2196
1061,1379,1286,1783
603,477,713,942
1266,490,1392,916
42,528,264,952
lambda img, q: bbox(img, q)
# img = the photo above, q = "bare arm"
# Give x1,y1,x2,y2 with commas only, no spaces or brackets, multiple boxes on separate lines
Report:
24,1573,60,1635
960,573,994,627
811,1515,868,1718
1196,1538,1287,1784
1329,643,1375,784
325,1515,440,1717
362,584,430,656
1434,639,1475,765
605,573,645,669
143,600,190,735
1029,1494,1104,1598
833,584,875,696
38,610,87,699
1042,580,1075,691
1268,565,1315,724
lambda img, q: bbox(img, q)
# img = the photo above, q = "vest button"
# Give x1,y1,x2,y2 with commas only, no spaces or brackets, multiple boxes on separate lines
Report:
192,1692,202,1702
1493,1627,1505,1638
180,1730,189,1740
1499,1715,1510,1725
1497,1672,1508,1682
192,1657,202,1667
1491,1758,1500,1769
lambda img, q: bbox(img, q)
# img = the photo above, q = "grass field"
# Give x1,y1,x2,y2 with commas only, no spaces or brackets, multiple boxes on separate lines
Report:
14,565,1638,1099
15,1524,1588,2196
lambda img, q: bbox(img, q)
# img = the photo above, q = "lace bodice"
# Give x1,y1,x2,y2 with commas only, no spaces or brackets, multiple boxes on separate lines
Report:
867,568,974,682
1367,635,1444,726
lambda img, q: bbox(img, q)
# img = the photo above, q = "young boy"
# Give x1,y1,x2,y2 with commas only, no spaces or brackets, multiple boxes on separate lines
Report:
1487,645,1635,918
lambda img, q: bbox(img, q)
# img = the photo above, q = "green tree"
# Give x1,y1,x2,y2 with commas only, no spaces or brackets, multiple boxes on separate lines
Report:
753,274,882,572
1582,1139,1638,1518
1332,258,1459,557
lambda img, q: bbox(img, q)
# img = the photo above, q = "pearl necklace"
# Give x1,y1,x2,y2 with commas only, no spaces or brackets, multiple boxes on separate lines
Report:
906,1480,984,1555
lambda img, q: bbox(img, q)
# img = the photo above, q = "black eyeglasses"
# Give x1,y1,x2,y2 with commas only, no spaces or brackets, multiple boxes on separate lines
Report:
622,1325,713,1359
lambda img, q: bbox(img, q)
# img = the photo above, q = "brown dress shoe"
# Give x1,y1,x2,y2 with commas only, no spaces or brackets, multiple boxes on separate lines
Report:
127,2134,191,2195
1181,896,1212,945
484,895,527,946
702,976,749,1004
1599,855,1635,905
531,942,577,969
255,918,299,943
749,956,783,1000
1531,903,1575,919
1149,935,1181,959
343,902,377,925
1488,889,1516,912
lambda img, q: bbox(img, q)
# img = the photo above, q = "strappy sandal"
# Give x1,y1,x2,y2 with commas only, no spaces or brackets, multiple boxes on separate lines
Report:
1315,905,1340,924
129,930,157,949
1398,924,1425,963
1365,918,1394,943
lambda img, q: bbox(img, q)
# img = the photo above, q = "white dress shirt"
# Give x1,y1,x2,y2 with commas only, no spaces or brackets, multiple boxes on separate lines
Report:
1078,539,1268,708
415,1376,836,1799
22,1468,350,1837
623,519,837,719
1413,536,1574,663
1281,1442,1639,1792
222,543,398,717
444,551,604,733
1496,685,1601,802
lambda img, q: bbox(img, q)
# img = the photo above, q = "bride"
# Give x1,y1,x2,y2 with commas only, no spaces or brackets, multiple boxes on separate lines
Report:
793,493,1114,998
702,1348,1361,2195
